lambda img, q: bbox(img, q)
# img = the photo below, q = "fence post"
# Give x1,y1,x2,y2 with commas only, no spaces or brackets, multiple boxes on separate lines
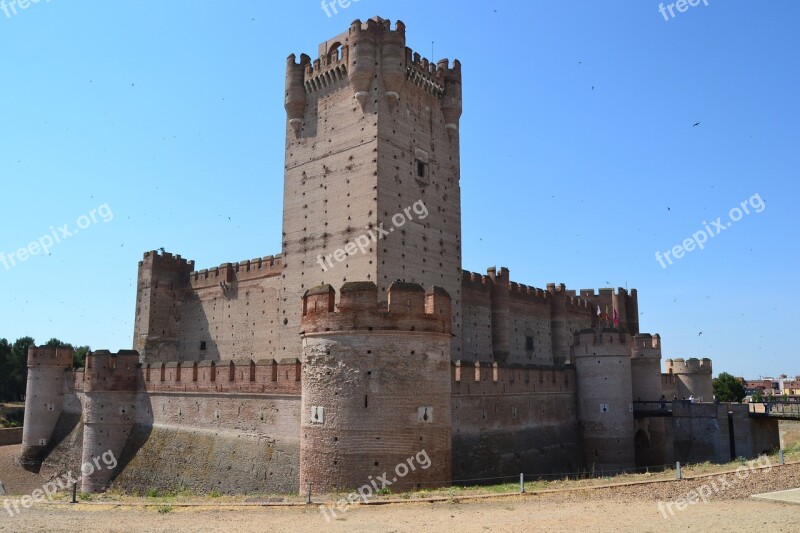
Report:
71,482,77,504
779,450,785,466
676,462,681,480
307,482,312,504
519,473,524,494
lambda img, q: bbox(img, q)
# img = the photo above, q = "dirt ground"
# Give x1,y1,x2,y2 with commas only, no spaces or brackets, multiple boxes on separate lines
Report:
1,493,798,532
2,444,799,532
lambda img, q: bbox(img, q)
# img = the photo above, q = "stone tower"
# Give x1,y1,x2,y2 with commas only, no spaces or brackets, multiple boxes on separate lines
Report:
20,346,73,467
133,251,195,363
299,281,452,492
81,350,140,493
280,17,463,360
665,357,713,401
572,329,636,472
630,333,663,402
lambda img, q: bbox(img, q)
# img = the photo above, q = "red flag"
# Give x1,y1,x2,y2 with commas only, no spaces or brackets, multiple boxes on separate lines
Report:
613,307,619,327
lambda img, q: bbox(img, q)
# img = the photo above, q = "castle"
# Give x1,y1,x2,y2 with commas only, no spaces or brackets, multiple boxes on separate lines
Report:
20,17,779,494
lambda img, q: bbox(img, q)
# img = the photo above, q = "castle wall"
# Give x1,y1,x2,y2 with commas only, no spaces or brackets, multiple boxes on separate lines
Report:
451,364,582,479
668,401,731,464
171,258,283,362
461,273,493,361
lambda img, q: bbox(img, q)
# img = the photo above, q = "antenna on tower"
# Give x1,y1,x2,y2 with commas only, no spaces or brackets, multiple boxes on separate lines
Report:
431,41,434,59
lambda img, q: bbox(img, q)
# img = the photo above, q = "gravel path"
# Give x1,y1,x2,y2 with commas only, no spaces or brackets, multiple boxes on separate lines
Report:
1,460,798,532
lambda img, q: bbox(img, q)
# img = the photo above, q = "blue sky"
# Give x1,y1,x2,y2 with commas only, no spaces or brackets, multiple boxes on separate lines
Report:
1,1,797,378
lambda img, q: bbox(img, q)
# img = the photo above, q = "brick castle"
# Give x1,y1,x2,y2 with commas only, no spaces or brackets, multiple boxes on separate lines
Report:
20,18,779,494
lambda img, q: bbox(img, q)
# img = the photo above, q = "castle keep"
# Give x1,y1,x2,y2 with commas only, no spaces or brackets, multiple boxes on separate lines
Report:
21,18,779,494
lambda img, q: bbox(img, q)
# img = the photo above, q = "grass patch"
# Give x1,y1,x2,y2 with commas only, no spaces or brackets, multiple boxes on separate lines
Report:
157,505,173,514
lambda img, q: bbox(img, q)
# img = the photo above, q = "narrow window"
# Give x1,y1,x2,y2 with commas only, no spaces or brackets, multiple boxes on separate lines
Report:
417,160,426,178
525,336,534,351
365,395,368,408
200,341,207,351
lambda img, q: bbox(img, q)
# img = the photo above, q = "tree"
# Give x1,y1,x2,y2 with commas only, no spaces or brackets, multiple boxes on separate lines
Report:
713,372,746,403
8,337,35,401
0,338,11,401
73,346,90,369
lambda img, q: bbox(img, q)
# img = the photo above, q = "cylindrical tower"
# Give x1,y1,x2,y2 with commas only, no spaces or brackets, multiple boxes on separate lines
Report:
20,346,73,468
347,18,377,108
284,53,310,132
81,350,140,493
439,58,462,139
665,357,713,402
380,19,406,104
300,281,452,493
572,329,636,473
630,333,663,402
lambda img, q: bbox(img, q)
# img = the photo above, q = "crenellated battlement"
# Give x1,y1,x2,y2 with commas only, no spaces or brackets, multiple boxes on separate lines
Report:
301,281,451,335
139,250,195,272
580,287,631,300
572,328,629,349
451,360,575,396
508,282,550,304
143,357,301,395
461,269,493,292
84,350,141,392
27,346,73,368
189,254,282,289
666,357,713,374
630,333,662,358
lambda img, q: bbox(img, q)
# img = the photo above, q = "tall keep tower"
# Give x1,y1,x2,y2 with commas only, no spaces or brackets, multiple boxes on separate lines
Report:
280,17,463,359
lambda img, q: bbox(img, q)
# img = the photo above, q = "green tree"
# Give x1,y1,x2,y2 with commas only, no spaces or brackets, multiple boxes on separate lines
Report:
8,337,35,401
73,346,90,369
713,372,746,403
0,338,11,401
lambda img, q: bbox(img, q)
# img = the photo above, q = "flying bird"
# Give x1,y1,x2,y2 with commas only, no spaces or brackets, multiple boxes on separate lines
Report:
693,122,701,127
698,331,703,336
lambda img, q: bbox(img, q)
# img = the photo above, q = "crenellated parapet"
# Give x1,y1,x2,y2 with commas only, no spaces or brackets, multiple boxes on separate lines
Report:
461,269,493,293
665,358,714,402
139,250,195,275
143,357,301,396
301,281,451,335
630,333,662,359
451,360,575,396
571,328,631,357
666,357,713,374
284,16,461,125
84,350,141,392
189,254,282,289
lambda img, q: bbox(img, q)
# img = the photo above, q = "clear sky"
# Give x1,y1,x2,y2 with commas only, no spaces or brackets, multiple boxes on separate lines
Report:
1,1,797,379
